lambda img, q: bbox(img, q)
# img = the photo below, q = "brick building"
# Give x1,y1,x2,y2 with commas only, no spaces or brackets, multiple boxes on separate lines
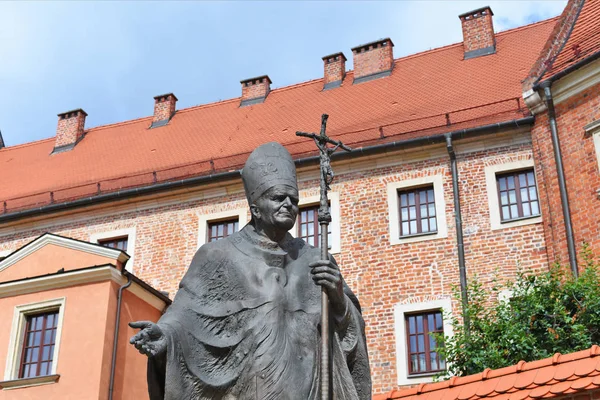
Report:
0,0,598,398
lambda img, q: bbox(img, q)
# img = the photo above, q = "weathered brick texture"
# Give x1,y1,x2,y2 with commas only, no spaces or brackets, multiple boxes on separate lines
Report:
460,7,495,54
323,53,346,85
352,39,394,79
531,81,600,268
153,94,177,123
241,76,271,101
54,109,87,149
0,137,549,394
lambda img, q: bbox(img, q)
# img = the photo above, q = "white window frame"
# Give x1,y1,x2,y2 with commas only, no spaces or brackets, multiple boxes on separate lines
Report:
394,297,452,386
290,191,341,254
0,250,12,259
387,175,448,245
90,227,136,272
3,297,66,387
485,160,542,230
585,119,600,176
197,208,248,249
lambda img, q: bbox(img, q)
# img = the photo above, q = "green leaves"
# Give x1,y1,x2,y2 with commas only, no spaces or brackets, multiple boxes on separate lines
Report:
437,245,600,379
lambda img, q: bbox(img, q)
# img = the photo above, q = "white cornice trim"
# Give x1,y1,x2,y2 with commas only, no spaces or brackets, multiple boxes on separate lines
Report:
0,233,129,273
553,58,600,105
522,88,547,115
90,227,136,272
127,281,169,311
0,266,120,298
584,119,600,136
0,266,168,311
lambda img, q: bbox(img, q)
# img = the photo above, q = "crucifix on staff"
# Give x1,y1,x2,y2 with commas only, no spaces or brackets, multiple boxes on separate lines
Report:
297,114,352,400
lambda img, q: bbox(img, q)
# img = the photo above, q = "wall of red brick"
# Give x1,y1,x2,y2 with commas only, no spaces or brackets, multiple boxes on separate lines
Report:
460,8,495,54
352,40,394,79
531,81,600,269
241,77,270,100
0,133,549,394
153,94,176,122
323,54,346,84
55,111,86,148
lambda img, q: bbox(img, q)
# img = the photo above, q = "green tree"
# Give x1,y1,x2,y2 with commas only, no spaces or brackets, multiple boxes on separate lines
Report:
437,245,600,378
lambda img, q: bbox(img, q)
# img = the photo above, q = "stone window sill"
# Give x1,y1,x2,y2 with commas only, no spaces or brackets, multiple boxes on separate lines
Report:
0,374,60,390
493,214,542,231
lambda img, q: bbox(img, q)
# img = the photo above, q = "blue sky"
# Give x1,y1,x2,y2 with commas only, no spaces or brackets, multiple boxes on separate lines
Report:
0,1,567,147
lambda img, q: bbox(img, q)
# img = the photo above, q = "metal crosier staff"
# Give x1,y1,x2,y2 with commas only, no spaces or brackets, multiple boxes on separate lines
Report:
296,114,351,400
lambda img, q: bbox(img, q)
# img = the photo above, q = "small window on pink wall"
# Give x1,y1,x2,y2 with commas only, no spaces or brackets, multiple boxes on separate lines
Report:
19,311,59,379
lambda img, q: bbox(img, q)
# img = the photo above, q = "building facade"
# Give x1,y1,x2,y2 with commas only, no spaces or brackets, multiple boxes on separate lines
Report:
0,1,599,397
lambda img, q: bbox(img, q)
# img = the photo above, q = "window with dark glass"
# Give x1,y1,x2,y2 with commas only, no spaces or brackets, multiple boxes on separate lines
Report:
19,311,59,379
406,310,445,375
298,204,331,248
208,219,239,242
98,236,128,252
398,186,437,237
496,169,539,222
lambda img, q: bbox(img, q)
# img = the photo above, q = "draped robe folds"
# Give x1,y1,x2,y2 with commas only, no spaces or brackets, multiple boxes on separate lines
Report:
147,225,371,399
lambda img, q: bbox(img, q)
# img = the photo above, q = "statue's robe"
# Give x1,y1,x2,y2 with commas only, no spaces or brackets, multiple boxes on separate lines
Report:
147,225,371,399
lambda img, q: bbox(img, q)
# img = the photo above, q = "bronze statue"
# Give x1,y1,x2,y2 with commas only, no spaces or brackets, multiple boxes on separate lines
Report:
130,140,371,399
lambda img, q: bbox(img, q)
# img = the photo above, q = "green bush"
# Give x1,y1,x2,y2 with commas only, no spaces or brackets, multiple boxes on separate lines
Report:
437,244,600,378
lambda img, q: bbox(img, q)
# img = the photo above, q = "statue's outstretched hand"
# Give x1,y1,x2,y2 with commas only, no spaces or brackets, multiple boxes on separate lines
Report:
129,321,167,357
310,259,348,321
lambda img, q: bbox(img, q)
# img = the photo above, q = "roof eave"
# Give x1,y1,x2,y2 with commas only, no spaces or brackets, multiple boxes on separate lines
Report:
0,116,534,224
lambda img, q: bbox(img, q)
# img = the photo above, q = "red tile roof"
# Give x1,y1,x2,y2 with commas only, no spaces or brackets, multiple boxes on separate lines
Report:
0,18,557,214
524,0,600,89
375,346,600,400
542,0,600,80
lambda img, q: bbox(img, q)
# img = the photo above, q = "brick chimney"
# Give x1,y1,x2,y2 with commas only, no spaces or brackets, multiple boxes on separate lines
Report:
351,38,394,84
53,109,87,153
322,52,347,90
151,93,178,128
459,6,496,59
240,75,271,107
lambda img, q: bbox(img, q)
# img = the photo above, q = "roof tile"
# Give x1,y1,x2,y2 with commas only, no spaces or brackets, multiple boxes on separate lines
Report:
378,346,600,400
549,380,573,394
528,385,551,399
457,382,480,400
495,374,518,394
554,360,577,381
514,369,539,390
476,377,499,397
532,366,555,386
571,376,595,390
574,357,599,377
508,390,529,400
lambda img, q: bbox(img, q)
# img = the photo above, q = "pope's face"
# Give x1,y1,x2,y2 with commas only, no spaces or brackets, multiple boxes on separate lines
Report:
253,184,300,232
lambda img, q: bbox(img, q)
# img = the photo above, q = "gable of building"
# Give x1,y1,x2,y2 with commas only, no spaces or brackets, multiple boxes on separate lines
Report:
0,233,129,283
